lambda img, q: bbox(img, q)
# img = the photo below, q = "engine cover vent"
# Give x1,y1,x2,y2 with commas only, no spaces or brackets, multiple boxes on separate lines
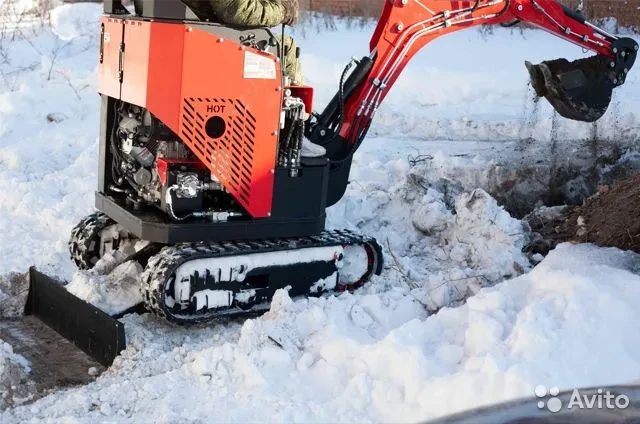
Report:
181,97,267,215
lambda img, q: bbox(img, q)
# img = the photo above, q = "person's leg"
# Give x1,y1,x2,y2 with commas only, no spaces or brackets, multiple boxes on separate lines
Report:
276,35,324,157
277,34,303,85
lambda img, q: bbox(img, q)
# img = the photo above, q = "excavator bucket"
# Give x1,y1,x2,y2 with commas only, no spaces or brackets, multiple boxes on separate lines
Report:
526,36,638,123
525,55,615,122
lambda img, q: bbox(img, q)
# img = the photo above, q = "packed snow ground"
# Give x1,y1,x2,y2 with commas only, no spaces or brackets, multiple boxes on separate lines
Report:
2,4,640,422
5,244,640,423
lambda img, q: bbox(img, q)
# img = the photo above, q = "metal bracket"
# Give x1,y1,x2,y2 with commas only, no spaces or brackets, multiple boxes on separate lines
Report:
118,41,125,83
99,23,105,64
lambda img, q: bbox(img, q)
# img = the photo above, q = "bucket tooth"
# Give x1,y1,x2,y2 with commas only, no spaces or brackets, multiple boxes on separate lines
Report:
525,61,547,97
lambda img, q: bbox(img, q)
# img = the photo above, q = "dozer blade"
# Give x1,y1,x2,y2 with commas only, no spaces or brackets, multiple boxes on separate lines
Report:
525,55,615,122
25,268,126,366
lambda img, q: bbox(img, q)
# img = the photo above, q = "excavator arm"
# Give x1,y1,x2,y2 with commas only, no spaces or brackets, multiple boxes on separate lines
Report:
308,0,638,163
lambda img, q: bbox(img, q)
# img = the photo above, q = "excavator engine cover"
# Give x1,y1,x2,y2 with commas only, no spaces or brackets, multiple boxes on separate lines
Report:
526,55,615,122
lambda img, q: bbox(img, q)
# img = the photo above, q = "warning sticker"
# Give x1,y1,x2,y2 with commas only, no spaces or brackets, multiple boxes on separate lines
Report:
244,51,276,79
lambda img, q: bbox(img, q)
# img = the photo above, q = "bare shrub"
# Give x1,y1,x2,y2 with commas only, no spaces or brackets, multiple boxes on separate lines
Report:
0,0,92,94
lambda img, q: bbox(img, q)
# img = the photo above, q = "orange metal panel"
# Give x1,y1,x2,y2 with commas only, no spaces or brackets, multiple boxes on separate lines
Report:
100,20,281,218
98,17,123,99
121,19,151,107
173,27,282,218
146,23,185,130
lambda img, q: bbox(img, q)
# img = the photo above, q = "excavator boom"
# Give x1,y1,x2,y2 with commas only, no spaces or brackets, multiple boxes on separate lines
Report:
309,0,638,159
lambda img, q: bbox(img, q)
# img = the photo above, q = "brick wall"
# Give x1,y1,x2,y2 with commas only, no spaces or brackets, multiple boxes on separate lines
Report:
565,0,640,27
303,1,640,28
301,0,381,18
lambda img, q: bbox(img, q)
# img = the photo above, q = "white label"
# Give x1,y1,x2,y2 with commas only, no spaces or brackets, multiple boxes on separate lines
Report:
244,51,276,79
103,32,111,43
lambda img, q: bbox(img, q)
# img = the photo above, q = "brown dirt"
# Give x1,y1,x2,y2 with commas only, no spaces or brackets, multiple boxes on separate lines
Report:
529,171,640,252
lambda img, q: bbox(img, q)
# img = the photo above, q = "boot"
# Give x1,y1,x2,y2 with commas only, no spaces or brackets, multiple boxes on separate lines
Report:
300,139,326,158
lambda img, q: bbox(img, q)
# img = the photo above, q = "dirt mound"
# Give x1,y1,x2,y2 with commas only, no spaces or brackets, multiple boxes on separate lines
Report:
527,172,640,252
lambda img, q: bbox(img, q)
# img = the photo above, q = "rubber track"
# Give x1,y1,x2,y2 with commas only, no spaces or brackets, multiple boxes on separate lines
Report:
141,229,382,324
68,212,116,270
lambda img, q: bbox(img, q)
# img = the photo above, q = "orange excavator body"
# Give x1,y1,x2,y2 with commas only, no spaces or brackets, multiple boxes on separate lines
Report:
99,17,283,218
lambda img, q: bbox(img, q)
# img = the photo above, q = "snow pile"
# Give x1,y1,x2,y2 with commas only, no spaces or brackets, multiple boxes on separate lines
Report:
0,4,100,277
66,260,143,316
329,157,530,312
4,243,640,422
49,3,101,41
0,272,28,318
66,245,144,316
0,341,32,410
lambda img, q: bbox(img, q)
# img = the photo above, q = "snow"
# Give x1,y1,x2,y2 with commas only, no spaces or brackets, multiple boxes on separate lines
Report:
49,4,101,41
63,240,145,315
4,244,640,422
173,246,344,285
0,272,28,318
1,3,640,421
338,245,368,283
191,289,233,310
310,273,337,293
0,341,32,410
66,259,143,316
0,4,100,278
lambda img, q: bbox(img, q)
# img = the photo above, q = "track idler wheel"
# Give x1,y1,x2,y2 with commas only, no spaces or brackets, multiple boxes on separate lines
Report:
68,212,116,270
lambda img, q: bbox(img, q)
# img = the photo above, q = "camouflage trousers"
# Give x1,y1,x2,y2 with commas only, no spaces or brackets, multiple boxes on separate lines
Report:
278,34,303,85
179,0,302,83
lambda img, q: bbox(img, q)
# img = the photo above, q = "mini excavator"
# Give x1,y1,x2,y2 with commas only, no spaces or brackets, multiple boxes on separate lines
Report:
24,0,637,365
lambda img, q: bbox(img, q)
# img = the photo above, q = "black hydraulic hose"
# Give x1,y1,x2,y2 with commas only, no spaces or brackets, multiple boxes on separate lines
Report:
316,56,373,131
166,187,195,221
329,60,356,133
280,111,295,162
312,60,358,166
329,112,369,165
500,19,521,27
560,3,586,24
110,106,124,185
496,2,518,28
